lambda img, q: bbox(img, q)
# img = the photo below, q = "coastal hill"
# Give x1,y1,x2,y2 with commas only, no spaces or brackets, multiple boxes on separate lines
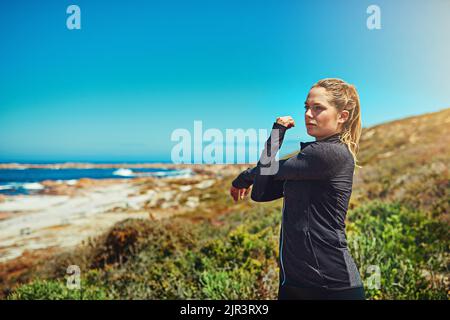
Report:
353,107,449,221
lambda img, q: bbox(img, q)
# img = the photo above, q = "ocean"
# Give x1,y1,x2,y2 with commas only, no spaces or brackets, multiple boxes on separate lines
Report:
0,167,192,195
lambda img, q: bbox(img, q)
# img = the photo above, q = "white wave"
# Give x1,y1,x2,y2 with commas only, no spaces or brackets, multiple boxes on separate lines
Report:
66,179,78,185
1,182,47,191
138,168,193,178
22,182,45,190
112,168,135,177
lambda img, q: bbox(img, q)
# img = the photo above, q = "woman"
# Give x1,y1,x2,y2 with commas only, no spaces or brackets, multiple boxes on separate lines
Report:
230,78,365,300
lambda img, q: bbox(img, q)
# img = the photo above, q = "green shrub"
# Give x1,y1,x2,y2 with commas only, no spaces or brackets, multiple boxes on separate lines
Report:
347,200,449,299
8,277,109,300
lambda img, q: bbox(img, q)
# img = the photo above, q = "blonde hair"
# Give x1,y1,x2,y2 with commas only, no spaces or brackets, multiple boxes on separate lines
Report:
312,78,363,169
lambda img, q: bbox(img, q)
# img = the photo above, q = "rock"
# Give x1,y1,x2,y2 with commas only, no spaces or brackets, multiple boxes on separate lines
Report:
195,179,215,189
185,196,200,209
161,201,179,209
179,185,192,192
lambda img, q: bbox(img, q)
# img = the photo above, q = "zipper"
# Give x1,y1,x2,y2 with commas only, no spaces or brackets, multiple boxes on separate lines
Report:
306,230,320,269
280,199,286,285
306,192,326,286
306,229,326,285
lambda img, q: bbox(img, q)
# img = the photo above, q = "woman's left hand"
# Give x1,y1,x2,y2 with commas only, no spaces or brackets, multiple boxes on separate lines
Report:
276,116,295,129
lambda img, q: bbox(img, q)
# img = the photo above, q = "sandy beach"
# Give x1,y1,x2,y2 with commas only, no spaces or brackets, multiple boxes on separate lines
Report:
0,180,152,262
0,163,245,264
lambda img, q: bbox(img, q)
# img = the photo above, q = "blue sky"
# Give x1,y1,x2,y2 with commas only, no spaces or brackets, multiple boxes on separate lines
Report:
1,0,449,162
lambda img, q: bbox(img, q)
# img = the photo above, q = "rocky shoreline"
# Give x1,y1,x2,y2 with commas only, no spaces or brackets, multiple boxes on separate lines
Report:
0,164,248,264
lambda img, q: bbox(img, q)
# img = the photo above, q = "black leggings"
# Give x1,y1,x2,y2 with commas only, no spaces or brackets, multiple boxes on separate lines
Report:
278,284,366,300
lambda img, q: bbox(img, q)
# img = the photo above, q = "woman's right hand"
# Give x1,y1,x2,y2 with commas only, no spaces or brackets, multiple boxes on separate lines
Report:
230,185,251,203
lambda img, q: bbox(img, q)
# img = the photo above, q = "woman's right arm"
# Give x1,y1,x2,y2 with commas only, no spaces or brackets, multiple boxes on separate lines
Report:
231,162,286,202
230,116,295,203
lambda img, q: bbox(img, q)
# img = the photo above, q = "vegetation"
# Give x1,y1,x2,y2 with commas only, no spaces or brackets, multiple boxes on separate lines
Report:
6,195,449,300
3,108,450,300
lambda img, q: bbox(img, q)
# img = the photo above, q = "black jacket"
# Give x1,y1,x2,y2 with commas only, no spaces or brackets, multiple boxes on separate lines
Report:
232,122,363,289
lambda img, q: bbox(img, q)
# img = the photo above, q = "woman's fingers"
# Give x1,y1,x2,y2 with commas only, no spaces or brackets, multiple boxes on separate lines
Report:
230,186,251,202
276,116,295,129
230,186,238,202
234,189,240,202
240,187,251,200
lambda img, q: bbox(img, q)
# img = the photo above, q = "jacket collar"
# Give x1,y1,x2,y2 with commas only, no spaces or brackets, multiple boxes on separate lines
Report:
300,132,342,149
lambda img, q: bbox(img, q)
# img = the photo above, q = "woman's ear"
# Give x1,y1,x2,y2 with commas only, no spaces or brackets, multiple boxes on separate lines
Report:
338,110,350,125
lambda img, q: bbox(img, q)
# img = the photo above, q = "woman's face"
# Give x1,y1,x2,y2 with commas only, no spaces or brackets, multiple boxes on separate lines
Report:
304,87,348,141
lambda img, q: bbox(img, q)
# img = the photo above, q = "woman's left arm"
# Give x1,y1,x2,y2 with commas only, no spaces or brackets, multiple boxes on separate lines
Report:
252,122,345,197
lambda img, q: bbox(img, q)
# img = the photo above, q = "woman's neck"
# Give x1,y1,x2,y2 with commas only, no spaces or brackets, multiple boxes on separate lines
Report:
315,131,341,141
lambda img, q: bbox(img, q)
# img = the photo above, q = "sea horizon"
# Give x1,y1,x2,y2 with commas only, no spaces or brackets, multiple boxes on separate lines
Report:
0,159,174,164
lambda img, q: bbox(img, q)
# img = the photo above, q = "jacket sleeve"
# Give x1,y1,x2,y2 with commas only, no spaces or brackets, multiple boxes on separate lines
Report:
251,122,345,201
231,163,286,202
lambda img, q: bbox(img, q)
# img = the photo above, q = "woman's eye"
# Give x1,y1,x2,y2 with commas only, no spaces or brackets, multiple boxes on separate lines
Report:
305,105,321,111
